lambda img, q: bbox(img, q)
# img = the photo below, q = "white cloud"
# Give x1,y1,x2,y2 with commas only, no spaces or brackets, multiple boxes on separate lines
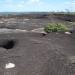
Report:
30,0,40,3
26,0,41,5
5,0,13,3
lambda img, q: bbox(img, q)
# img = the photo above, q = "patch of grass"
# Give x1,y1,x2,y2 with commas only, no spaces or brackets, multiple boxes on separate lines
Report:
44,23,68,33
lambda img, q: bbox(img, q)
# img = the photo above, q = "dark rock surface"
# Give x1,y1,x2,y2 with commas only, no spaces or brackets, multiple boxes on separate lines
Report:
0,32,74,75
0,14,75,75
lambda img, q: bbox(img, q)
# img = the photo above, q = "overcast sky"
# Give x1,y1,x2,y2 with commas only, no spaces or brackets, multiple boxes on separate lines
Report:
0,0,74,12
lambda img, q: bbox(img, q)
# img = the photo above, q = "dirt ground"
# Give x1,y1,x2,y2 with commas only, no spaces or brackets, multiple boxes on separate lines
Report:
0,15,75,75
0,16,73,30
0,32,74,75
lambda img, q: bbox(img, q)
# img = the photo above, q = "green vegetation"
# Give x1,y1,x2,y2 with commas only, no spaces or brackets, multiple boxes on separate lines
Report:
44,23,68,33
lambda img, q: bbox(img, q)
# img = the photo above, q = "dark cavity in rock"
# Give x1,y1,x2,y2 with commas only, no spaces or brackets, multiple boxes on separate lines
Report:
0,40,16,49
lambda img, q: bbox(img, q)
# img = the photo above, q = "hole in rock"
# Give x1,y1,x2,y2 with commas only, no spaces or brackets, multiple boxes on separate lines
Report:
2,40,16,49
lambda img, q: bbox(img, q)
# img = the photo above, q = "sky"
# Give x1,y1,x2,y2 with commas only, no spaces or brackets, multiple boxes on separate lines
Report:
0,0,74,12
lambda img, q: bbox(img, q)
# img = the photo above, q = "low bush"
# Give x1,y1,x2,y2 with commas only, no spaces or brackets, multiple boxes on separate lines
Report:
44,23,68,33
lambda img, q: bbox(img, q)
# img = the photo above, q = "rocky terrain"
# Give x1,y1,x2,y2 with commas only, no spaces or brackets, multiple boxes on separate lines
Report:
0,13,74,75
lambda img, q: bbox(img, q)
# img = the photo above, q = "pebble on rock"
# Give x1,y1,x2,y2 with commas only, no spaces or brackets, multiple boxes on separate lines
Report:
65,32,71,35
5,63,15,69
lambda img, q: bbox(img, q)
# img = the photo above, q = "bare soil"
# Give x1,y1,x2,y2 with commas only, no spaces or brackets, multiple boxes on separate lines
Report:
0,14,75,75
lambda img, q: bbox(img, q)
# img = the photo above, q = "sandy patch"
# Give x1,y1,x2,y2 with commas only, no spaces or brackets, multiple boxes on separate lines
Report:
31,28,47,34
0,28,28,33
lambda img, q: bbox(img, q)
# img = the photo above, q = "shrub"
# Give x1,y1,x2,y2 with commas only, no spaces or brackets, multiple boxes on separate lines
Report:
44,23,68,33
